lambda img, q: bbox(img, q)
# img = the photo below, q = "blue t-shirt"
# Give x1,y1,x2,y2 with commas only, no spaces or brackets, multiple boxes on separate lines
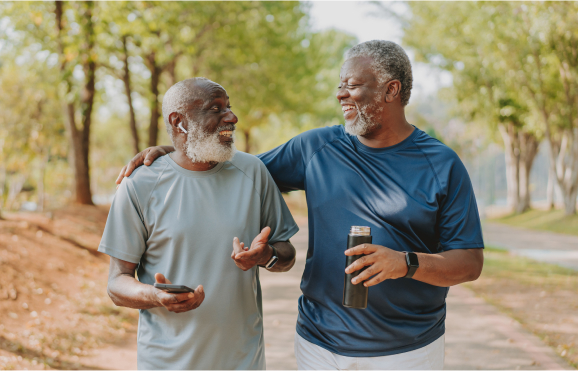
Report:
258,125,484,357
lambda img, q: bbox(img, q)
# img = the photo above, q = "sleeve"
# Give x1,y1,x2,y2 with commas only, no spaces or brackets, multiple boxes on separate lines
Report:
257,135,307,192
98,178,148,264
258,162,300,244
438,159,485,251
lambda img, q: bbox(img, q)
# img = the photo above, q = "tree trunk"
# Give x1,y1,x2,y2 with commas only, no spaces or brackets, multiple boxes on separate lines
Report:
546,164,555,210
55,1,94,205
121,35,139,154
516,131,539,213
499,123,520,212
147,51,161,147
563,187,578,215
244,129,251,153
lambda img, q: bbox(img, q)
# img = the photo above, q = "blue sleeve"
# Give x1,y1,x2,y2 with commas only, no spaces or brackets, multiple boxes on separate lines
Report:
438,159,485,251
257,135,307,192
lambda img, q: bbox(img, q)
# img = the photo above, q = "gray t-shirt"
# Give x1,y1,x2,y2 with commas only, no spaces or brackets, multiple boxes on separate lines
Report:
98,153,299,370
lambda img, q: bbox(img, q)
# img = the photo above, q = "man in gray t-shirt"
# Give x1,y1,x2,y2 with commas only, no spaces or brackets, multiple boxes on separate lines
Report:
99,78,298,370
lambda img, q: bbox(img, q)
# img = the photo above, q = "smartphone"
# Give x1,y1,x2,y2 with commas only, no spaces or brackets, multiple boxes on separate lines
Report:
153,283,195,293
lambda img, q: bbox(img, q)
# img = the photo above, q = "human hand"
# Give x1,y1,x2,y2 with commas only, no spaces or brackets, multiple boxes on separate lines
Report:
115,146,174,186
231,227,273,271
344,244,408,287
152,273,205,313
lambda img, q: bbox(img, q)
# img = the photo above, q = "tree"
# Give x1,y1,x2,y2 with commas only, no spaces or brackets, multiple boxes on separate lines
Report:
402,2,542,213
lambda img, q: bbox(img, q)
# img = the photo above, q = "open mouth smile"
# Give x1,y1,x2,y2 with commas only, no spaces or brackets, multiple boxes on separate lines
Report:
341,104,357,119
219,130,234,138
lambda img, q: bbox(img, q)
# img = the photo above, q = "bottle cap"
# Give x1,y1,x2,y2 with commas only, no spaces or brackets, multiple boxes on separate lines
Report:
349,226,371,236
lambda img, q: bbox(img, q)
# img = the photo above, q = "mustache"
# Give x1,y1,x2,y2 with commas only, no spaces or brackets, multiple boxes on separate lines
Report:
216,124,236,133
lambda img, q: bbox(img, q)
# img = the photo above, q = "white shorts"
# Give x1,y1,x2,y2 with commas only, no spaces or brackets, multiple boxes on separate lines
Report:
294,332,445,370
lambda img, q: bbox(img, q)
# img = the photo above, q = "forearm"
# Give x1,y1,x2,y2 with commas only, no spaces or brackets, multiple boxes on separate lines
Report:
107,274,160,310
412,248,484,287
267,241,296,272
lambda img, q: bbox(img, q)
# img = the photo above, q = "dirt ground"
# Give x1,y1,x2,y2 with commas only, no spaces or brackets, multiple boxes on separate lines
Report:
0,206,138,370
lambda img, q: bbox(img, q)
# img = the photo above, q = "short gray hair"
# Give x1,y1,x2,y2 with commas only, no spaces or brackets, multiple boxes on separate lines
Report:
162,77,210,142
345,40,413,106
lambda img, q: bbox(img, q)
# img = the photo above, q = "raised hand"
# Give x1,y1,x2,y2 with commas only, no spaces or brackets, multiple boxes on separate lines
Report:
152,273,205,313
231,227,273,271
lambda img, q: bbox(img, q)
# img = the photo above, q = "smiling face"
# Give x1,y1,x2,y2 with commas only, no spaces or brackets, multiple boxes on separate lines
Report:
337,56,386,136
180,80,238,163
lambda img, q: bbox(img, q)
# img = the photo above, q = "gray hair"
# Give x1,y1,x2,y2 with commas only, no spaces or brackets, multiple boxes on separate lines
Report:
344,40,413,106
162,77,210,142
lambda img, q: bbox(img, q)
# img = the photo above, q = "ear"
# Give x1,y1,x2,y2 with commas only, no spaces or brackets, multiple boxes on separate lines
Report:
168,112,184,131
384,80,402,103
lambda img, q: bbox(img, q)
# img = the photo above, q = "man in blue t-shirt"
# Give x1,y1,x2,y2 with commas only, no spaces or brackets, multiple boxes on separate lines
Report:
117,40,484,369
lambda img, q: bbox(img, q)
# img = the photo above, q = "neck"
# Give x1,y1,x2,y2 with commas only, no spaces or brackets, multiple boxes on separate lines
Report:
357,108,414,148
169,151,218,171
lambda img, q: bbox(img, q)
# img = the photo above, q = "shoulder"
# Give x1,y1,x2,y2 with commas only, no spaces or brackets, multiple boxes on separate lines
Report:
121,155,170,200
411,129,470,188
295,125,347,150
227,151,272,193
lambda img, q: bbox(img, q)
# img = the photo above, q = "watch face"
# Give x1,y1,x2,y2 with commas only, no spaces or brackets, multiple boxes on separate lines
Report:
407,252,419,267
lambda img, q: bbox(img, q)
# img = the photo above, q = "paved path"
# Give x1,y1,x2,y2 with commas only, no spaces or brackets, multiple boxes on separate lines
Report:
483,222,578,270
261,219,571,370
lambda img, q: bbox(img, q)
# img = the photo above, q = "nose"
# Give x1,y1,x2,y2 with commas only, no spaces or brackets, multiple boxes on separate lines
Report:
224,109,238,125
336,86,349,101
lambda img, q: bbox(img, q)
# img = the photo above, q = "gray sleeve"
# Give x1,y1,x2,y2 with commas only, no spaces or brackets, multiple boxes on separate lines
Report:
98,178,148,264
258,162,299,244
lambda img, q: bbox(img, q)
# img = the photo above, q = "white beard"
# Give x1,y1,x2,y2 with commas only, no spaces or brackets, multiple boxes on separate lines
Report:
183,117,237,163
344,105,380,136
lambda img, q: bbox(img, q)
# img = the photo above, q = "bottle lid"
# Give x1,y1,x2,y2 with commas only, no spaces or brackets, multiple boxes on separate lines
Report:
349,226,371,236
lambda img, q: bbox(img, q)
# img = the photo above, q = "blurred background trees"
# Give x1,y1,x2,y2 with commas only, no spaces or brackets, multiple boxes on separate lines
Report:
403,1,578,215
1,1,577,215
0,1,354,209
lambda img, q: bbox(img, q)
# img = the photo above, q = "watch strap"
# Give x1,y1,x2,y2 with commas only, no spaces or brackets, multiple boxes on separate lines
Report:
404,252,419,279
260,244,278,269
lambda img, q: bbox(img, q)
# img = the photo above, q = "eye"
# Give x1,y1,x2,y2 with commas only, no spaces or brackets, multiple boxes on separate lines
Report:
211,106,220,111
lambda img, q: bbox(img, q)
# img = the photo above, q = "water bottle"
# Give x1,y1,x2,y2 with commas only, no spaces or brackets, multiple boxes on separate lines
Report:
343,226,371,309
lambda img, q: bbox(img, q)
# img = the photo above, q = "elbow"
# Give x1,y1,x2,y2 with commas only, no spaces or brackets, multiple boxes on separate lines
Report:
107,284,123,307
466,254,484,282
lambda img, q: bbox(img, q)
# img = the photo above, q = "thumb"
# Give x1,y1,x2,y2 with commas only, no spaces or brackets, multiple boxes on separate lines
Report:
155,273,172,284
256,226,271,244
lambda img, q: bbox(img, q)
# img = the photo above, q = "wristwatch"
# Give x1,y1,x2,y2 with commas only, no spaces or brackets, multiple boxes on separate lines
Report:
260,244,279,269
404,252,419,279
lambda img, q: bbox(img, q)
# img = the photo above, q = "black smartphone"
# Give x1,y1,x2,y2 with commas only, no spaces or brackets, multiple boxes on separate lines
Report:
153,283,195,293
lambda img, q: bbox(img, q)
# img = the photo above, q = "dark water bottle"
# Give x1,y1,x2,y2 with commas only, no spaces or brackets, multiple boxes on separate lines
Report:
343,226,372,309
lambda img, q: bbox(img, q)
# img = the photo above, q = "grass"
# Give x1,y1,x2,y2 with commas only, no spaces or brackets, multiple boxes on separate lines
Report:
465,247,578,368
492,209,578,237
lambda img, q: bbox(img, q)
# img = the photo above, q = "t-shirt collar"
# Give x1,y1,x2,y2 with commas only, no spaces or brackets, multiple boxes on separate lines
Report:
351,126,419,154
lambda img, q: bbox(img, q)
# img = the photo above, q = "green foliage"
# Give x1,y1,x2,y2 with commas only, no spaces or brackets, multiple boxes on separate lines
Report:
0,2,355,207
493,209,578,237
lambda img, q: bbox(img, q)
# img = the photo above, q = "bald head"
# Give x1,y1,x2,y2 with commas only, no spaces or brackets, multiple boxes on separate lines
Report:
162,77,225,142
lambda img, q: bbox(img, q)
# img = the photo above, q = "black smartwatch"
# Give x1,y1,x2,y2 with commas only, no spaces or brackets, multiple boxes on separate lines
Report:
404,252,419,279
260,244,279,269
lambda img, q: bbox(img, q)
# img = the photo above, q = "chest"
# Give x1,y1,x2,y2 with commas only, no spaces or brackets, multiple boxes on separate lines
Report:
305,149,441,233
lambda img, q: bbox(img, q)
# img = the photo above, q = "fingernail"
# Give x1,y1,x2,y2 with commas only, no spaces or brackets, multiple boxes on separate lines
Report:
188,293,194,298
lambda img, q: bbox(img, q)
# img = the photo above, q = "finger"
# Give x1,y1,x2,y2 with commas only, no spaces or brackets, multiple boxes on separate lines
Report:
144,147,163,166
345,255,375,274
116,166,128,185
364,272,388,287
155,273,166,284
241,242,248,251
171,286,205,312
233,237,243,255
352,266,379,284
345,244,377,256
235,247,262,260
159,292,192,306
